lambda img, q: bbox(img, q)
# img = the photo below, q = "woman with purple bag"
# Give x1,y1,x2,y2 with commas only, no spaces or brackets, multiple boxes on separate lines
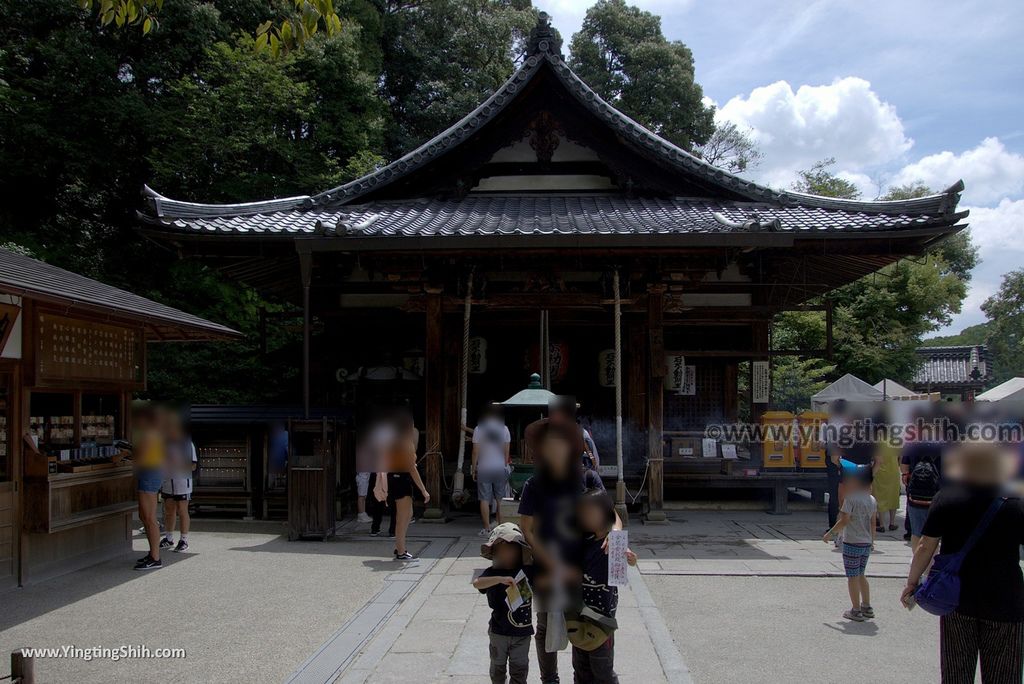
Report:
901,441,1024,683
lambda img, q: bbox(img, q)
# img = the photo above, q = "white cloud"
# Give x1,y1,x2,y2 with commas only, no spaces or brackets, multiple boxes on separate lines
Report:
964,198,1024,254
889,138,1024,205
937,199,1024,333
716,77,912,189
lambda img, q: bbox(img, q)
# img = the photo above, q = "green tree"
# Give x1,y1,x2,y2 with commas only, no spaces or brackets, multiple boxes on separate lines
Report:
880,182,979,282
0,0,386,404
772,162,970,388
771,357,835,413
981,270,1024,383
568,0,714,150
924,323,990,347
790,158,860,199
696,121,763,173
378,0,535,156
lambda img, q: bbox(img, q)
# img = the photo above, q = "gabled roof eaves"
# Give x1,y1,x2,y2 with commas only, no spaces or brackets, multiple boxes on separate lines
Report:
140,45,966,225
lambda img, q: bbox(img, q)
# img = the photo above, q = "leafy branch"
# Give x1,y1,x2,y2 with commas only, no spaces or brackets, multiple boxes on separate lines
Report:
77,0,343,53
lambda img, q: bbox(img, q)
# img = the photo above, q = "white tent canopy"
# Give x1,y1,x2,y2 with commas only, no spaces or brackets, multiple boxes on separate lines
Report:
872,379,927,399
812,373,884,409
975,377,1024,402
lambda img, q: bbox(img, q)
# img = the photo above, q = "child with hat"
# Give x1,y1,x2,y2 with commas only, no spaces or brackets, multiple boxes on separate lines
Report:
472,522,537,684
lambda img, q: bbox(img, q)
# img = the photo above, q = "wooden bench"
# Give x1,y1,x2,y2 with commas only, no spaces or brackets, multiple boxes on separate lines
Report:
664,471,828,514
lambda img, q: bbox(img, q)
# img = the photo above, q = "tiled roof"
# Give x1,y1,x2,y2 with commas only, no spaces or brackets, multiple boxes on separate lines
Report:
141,196,966,238
0,248,239,340
912,345,988,387
138,15,967,241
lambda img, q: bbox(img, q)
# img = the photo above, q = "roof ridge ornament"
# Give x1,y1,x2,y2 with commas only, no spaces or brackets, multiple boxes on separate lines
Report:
527,11,562,59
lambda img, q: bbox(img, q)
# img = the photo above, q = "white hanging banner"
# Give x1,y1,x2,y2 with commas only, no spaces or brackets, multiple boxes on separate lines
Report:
664,355,684,391
664,355,695,395
753,361,770,404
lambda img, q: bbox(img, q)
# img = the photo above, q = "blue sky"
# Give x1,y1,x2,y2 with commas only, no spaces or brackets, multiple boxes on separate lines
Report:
547,0,1024,334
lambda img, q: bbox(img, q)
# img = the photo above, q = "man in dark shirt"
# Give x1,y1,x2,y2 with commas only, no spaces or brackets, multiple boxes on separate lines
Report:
518,421,617,684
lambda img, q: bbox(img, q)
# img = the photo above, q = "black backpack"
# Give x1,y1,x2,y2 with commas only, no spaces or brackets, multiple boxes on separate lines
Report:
907,453,940,503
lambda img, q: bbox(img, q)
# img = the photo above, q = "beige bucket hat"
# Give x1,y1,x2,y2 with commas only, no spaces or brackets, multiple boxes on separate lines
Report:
480,522,532,560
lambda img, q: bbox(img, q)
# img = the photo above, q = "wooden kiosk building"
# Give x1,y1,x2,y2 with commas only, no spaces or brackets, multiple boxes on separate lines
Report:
0,248,236,589
138,16,967,519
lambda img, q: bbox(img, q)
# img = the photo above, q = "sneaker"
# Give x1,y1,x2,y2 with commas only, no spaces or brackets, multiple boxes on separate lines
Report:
394,551,416,561
370,529,381,537
134,555,162,571
174,540,189,553
357,513,373,524
478,528,491,537
843,609,864,622
860,605,874,619
160,537,174,549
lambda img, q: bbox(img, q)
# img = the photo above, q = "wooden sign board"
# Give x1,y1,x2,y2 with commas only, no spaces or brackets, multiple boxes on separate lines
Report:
36,312,144,386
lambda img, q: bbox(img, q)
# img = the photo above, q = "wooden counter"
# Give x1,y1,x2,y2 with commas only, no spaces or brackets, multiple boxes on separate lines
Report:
23,465,136,533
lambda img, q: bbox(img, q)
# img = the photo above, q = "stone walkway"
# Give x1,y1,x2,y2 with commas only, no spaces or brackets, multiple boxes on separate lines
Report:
630,510,915,578
284,508,928,683
286,525,689,684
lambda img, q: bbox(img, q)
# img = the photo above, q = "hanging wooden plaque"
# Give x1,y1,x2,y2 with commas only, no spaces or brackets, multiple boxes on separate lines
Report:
36,312,144,386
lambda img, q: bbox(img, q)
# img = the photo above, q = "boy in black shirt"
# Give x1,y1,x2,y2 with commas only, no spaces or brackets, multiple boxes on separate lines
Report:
569,490,637,684
472,523,536,684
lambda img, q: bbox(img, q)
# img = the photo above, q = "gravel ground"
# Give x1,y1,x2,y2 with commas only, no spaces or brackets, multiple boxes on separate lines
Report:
0,521,402,683
645,575,941,684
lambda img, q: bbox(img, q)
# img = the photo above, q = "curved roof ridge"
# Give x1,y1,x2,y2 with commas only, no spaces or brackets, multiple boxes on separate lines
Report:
143,185,311,219
140,15,964,220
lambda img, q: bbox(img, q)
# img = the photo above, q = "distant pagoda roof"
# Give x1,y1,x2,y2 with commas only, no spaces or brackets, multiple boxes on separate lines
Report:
138,15,967,246
912,345,989,388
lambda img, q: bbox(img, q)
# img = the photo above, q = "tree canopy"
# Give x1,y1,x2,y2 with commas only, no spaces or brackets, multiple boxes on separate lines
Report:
568,0,714,150
0,0,538,403
772,163,974,399
981,269,1024,384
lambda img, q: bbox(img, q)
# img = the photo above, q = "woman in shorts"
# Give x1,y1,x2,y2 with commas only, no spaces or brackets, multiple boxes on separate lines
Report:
132,405,166,570
376,411,430,561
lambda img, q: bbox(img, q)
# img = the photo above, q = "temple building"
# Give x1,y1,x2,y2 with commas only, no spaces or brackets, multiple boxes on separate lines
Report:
138,15,967,518
912,344,989,401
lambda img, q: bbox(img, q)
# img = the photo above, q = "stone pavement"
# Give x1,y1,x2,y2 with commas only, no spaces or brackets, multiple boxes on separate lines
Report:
4,503,972,683
629,509,916,578
287,523,689,684
289,506,929,683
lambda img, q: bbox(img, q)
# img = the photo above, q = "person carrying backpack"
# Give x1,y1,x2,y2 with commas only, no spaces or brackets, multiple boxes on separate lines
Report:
901,441,1023,683
902,440,943,549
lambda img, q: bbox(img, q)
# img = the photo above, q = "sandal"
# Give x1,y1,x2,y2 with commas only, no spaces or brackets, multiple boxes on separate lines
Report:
888,524,898,531
843,609,865,622
876,526,885,533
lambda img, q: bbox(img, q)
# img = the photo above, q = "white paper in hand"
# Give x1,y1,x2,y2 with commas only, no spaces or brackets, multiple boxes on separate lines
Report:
607,529,629,587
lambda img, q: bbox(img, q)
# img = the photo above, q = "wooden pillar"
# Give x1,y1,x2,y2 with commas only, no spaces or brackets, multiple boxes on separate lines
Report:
646,284,667,523
422,289,445,520
11,649,35,684
298,249,312,419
